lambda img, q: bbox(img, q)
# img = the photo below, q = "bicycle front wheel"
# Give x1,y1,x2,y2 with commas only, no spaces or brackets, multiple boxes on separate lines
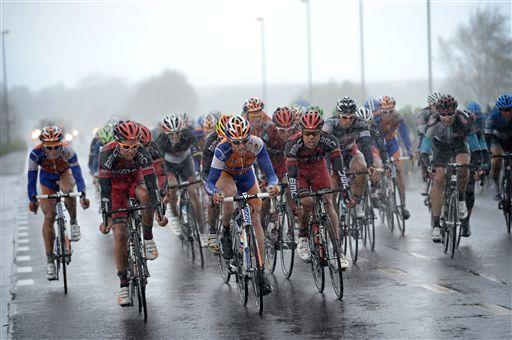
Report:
448,193,458,259
57,219,68,294
308,221,325,293
264,210,278,274
347,211,359,264
234,227,248,306
393,179,406,236
323,216,343,300
502,175,511,233
248,227,264,315
279,204,295,279
188,204,204,268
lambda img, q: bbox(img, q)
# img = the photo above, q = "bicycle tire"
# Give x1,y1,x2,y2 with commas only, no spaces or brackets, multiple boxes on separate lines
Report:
248,226,264,315
448,193,458,259
348,211,359,264
280,204,295,279
58,219,68,294
393,179,406,236
217,217,231,283
502,175,511,233
188,203,204,268
234,226,248,306
366,188,376,250
308,221,325,293
263,209,277,274
323,215,343,300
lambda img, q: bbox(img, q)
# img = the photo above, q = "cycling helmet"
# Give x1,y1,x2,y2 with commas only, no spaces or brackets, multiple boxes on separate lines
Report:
466,101,481,114
215,113,232,138
273,106,295,128
39,126,63,143
105,116,119,127
355,107,373,122
98,125,115,144
203,113,217,132
435,94,458,114
427,92,442,106
138,123,152,145
196,116,204,128
225,115,251,141
162,114,183,133
379,95,396,110
180,112,190,126
364,99,380,113
496,93,512,110
336,96,357,114
243,97,264,113
300,108,324,130
209,110,222,120
114,120,140,141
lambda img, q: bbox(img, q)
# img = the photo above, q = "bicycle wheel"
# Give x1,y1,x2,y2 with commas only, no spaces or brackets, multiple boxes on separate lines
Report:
217,218,231,283
502,175,511,233
263,209,277,274
393,179,406,236
347,211,359,264
234,227,248,306
248,227,264,315
279,204,295,279
365,189,376,250
188,204,204,268
308,221,325,293
448,193,458,258
57,219,68,294
323,215,343,300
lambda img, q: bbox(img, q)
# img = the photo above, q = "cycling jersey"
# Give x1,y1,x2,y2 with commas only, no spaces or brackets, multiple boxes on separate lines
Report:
205,135,278,195
285,132,345,196
484,108,512,150
98,142,159,215
416,107,431,148
156,127,198,180
144,140,166,188
201,131,222,181
27,142,86,202
88,135,100,176
260,123,297,180
374,110,413,157
242,112,272,137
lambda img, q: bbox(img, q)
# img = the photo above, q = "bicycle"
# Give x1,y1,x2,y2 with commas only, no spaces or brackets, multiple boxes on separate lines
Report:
299,187,345,300
35,192,81,294
221,192,270,315
170,179,204,268
103,199,152,322
494,153,512,233
381,157,409,236
361,173,376,251
264,182,296,279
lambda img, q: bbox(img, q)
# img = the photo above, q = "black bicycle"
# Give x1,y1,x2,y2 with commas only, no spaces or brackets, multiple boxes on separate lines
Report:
381,157,408,236
170,179,204,268
35,192,81,294
494,153,512,233
299,187,344,300
264,182,296,279
103,199,153,323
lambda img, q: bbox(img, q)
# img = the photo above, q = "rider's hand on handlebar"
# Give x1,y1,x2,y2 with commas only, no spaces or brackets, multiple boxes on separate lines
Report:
80,197,90,210
28,201,39,214
213,192,224,204
99,221,112,234
267,185,280,198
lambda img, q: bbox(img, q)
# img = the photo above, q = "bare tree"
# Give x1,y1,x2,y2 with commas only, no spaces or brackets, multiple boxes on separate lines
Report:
438,6,512,106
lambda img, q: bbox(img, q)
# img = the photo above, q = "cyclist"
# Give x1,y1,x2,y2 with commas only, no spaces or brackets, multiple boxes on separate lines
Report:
156,114,205,235
27,126,90,280
324,97,388,218
373,95,413,219
98,120,165,306
193,113,217,172
242,97,272,137
485,93,512,200
286,108,350,267
202,114,232,252
138,123,167,190
419,95,481,242
205,115,279,295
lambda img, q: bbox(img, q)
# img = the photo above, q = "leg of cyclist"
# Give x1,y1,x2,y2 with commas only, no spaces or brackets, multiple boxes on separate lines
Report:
462,168,476,237
39,184,58,280
216,171,237,259
388,138,410,219
490,144,504,200
166,171,179,217
431,166,446,242
112,218,130,306
349,151,368,218
206,198,221,252
455,152,471,219
135,185,158,260
59,171,80,242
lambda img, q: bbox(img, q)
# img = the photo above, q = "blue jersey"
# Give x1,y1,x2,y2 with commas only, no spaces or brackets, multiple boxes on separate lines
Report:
484,108,512,143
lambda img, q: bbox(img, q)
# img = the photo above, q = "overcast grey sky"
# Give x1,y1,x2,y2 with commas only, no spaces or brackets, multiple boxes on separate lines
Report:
2,0,510,91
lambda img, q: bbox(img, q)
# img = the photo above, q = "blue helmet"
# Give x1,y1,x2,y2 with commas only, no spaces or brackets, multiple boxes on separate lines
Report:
364,99,380,113
466,101,481,114
496,93,512,110
196,116,204,127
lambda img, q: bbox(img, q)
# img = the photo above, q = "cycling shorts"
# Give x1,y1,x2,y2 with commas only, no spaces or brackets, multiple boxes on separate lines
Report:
432,141,469,167
164,154,195,182
219,168,261,208
111,173,140,220
386,137,402,160
297,160,332,194
39,169,74,193
490,137,512,152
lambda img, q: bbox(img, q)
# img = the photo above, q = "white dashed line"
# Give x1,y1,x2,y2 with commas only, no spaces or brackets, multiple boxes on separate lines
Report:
17,226,28,231
477,303,512,316
16,266,32,273
17,232,28,237
16,279,34,287
409,252,432,261
420,283,457,294
17,221,28,226
17,239,29,244
16,255,31,262
379,268,407,276
17,246,29,252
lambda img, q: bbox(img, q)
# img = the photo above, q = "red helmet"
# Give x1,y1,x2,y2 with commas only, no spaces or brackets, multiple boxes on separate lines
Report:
39,126,63,143
300,108,324,130
243,97,264,113
114,120,140,141
138,123,152,145
273,107,294,128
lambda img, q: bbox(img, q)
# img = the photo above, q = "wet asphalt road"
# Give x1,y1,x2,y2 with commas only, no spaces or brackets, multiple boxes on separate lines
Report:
3,150,512,339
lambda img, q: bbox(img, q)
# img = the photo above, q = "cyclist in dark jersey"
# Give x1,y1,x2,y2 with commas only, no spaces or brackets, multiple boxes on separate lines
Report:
286,108,350,268
97,120,165,306
419,95,482,242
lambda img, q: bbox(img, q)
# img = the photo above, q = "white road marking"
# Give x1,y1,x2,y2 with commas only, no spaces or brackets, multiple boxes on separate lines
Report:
17,246,29,252
17,239,29,244
409,252,432,261
16,279,34,286
17,226,28,231
379,268,407,276
17,221,28,226
16,255,31,262
17,232,28,237
420,283,457,294
16,266,32,273
477,303,512,316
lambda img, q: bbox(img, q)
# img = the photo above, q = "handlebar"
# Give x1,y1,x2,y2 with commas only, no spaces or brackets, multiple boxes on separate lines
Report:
389,156,410,162
103,204,156,216
492,153,512,159
298,187,345,199
35,192,82,200
168,179,202,190
223,192,270,202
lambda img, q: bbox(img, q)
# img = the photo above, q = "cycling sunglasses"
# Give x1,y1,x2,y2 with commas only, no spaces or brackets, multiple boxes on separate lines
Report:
44,144,62,151
340,114,355,120
438,111,456,117
499,108,512,113
165,131,180,136
230,138,249,146
302,130,321,137
118,141,141,151
381,109,394,114
276,126,294,132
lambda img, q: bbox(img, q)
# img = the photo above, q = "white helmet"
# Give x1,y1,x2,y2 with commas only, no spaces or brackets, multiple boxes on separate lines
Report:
162,114,183,133
355,107,373,122
427,92,442,106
